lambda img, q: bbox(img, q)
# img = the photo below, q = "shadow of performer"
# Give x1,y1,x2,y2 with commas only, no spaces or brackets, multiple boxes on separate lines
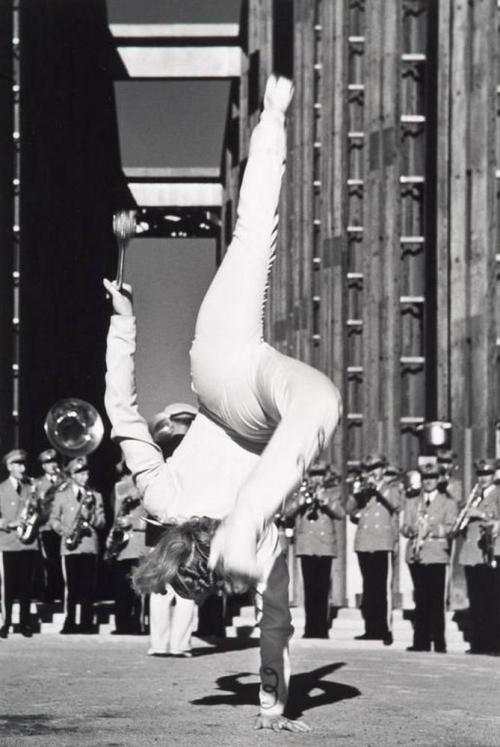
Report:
191,662,360,718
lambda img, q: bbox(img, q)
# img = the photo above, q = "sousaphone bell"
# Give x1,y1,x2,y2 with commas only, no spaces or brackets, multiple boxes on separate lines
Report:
44,398,104,457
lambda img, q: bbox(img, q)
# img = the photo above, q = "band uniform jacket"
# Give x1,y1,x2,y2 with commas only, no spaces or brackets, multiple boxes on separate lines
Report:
346,479,402,552
0,478,38,552
49,485,105,555
35,474,64,532
401,490,457,564
457,484,499,566
287,487,345,557
438,475,463,506
109,476,145,561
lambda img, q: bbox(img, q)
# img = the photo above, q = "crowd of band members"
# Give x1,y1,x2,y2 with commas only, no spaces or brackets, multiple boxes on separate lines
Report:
1,438,500,656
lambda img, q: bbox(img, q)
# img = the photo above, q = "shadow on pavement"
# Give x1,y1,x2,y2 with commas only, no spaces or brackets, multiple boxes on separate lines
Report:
190,662,361,716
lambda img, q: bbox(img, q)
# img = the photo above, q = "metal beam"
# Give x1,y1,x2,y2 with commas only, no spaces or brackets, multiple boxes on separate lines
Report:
109,23,240,40
117,47,242,78
128,182,223,207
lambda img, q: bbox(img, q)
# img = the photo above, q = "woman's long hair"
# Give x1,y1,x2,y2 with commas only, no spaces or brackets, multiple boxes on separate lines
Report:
132,516,220,598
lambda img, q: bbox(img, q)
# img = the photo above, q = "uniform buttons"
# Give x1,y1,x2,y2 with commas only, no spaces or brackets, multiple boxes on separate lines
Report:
375,524,379,528
363,524,368,529
375,512,379,517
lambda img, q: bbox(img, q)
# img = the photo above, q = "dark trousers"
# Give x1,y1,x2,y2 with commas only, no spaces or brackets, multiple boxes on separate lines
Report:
0,550,37,628
197,594,226,638
40,530,64,601
464,564,497,653
300,555,333,638
62,554,97,630
114,558,142,633
357,551,391,637
409,563,446,650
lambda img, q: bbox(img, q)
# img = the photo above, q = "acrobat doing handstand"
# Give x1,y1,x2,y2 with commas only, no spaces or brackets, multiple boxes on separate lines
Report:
104,75,341,732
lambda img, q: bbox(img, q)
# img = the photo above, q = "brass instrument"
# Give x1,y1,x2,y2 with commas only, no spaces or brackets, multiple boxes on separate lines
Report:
451,484,483,538
409,499,429,563
16,479,40,545
104,494,141,562
44,398,104,459
40,465,69,515
65,489,96,551
405,470,422,498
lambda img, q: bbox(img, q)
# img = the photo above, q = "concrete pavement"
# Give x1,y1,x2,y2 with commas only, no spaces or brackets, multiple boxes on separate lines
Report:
1,632,499,747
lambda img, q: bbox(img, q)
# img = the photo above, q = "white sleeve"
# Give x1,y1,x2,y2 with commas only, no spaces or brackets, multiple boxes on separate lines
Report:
105,315,163,492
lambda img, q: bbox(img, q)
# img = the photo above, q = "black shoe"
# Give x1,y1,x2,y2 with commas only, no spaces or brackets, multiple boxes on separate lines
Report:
60,624,78,635
383,632,393,646
406,645,431,652
0,625,9,639
20,624,33,638
354,633,378,640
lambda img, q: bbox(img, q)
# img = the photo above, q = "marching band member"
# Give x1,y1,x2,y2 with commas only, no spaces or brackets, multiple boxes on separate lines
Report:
104,75,340,732
50,456,105,634
401,462,457,653
35,448,65,602
436,449,462,506
457,459,499,655
107,460,145,635
346,454,403,646
284,461,344,639
0,449,38,638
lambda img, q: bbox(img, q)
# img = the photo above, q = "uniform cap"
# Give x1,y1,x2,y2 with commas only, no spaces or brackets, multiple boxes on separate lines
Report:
308,459,328,476
436,449,456,464
362,454,386,472
38,448,58,464
2,449,27,466
67,456,88,474
474,459,495,476
419,462,439,478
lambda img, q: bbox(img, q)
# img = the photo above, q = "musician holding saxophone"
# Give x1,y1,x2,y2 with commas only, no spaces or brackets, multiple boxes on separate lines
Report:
456,459,500,655
0,449,39,638
35,448,66,603
107,460,145,635
401,462,457,653
49,455,105,634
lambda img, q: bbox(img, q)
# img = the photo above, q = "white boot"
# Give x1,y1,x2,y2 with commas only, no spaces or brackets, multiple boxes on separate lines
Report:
263,74,294,118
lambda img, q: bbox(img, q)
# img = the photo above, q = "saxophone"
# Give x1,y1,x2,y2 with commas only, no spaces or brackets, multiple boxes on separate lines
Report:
104,494,141,561
65,490,95,551
16,479,41,545
409,497,429,563
450,484,483,538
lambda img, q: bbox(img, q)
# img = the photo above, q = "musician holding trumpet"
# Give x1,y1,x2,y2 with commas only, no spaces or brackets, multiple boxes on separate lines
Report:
456,459,499,655
401,462,457,653
0,449,39,639
49,455,105,634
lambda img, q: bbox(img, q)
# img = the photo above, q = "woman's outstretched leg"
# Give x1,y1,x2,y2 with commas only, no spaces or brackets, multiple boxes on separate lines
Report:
190,76,294,407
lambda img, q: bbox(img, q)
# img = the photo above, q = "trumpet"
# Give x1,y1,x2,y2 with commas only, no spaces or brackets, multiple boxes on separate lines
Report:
16,479,41,545
104,494,141,562
65,490,95,551
451,484,484,538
